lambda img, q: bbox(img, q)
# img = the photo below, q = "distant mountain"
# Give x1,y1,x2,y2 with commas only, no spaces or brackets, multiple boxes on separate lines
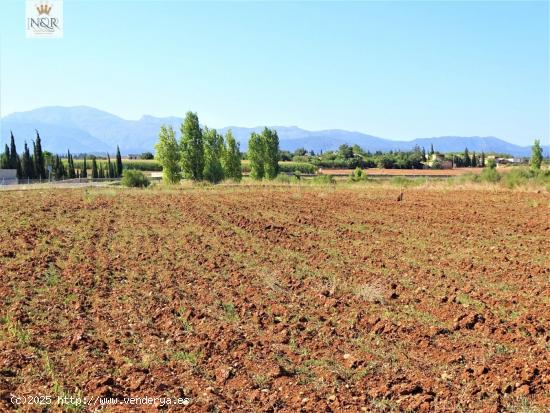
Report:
1,106,546,157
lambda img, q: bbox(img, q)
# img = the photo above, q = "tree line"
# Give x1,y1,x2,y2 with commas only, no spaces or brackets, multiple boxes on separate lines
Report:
156,112,280,184
0,130,124,180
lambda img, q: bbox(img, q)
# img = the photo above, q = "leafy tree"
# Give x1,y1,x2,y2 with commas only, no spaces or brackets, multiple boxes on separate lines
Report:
180,112,204,180
530,139,543,170
140,152,154,160
222,130,242,181
248,132,266,180
116,146,123,177
338,144,354,159
33,131,46,179
203,127,225,183
91,156,98,179
262,128,280,179
155,125,181,184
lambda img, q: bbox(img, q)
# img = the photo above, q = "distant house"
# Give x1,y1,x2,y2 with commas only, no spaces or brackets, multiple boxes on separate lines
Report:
0,169,18,185
495,157,525,165
428,153,453,169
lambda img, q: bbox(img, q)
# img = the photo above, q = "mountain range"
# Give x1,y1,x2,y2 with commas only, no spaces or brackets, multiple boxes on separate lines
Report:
1,106,546,157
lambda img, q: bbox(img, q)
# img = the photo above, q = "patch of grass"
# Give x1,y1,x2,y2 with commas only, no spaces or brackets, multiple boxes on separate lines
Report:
221,302,238,322
172,350,200,365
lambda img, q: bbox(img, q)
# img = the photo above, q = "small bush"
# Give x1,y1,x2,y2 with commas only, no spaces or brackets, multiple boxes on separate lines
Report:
121,170,150,188
275,174,300,184
480,168,501,183
349,167,368,182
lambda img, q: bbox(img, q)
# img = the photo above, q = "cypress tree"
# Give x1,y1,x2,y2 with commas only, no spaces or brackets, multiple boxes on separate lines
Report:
33,131,46,179
82,156,88,178
471,152,478,167
464,148,471,167
21,142,34,179
480,152,486,168
116,146,123,177
2,144,9,168
9,132,18,169
67,150,76,178
98,163,104,179
91,156,98,179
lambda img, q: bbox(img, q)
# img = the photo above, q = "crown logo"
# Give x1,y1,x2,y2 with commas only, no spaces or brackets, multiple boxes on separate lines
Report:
36,4,52,15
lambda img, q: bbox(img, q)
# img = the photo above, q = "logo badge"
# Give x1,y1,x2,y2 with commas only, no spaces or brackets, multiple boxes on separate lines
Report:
26,1,63,38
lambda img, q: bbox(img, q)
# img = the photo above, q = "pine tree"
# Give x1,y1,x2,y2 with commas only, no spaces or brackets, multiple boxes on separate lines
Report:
9,132,18,169
116,146,123,177
248,132,265,180
180,112,204,180
222,129,242,181
91,156,98,179
33,131,46,179
203,127,225,183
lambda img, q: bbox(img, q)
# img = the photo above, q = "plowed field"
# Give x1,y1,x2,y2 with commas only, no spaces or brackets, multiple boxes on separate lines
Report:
1,187,548,412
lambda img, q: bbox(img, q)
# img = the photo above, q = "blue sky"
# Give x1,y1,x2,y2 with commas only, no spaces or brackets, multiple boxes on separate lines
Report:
0,0,548,145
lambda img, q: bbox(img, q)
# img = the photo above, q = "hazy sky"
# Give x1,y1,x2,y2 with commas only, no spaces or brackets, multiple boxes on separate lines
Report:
0,0,548,145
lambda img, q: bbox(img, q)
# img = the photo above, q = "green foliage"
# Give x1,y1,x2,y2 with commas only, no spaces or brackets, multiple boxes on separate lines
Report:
275,174,300,184
248,132,266,180
91,157,98,179
203,127,225,183
155,125,181,184
480,167,501,183
486,158,497,169
140,152,154,160
180,111,204,180
222,130,242,181
349,167,368,182
81,156,88,178
33,131,46,179
121,169,150,188
530,139,543,170
116,146,123,177
263,128,280,179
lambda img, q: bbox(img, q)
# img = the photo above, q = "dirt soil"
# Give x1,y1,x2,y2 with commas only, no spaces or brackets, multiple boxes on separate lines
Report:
1,187,548,412
320,168,484,176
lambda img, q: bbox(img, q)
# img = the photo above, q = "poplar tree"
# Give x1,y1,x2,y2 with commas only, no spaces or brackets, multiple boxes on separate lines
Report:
222,129,242,181
531,139,543,170
116,146,123,177
155,125,181,184
203,127,225,183
180,112,204,180
262,127,279,179
248,132,265,180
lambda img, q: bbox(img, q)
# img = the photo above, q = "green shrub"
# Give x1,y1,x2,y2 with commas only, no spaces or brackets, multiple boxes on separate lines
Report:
121,170,150,188
349,167,368,182
275,174,300,184
480,168,501,183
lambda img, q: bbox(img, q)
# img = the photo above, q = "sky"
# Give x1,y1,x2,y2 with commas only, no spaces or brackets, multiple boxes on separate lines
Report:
0,0,548,146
